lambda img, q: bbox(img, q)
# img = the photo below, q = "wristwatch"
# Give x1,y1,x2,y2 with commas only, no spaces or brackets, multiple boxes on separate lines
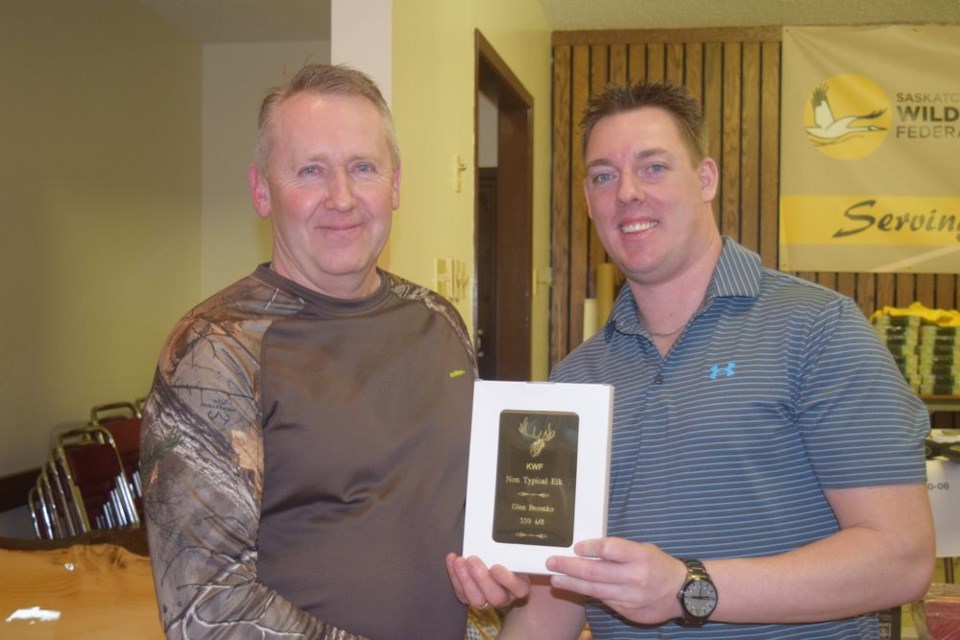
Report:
676,558,718,626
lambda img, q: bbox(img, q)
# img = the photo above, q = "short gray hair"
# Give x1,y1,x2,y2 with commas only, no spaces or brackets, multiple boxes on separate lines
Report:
255,63,400,171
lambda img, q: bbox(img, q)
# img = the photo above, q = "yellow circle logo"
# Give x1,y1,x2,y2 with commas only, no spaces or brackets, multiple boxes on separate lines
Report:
804,74,891,160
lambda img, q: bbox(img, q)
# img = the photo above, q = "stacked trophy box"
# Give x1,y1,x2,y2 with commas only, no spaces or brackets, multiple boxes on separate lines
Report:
919,325,960,396
873,314,922,393
872,313,960,396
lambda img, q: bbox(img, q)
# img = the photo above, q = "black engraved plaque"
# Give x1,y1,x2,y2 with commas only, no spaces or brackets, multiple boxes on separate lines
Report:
492,410,579,547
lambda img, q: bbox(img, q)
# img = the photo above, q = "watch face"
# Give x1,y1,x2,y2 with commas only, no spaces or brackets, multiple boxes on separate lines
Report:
683,578,718,617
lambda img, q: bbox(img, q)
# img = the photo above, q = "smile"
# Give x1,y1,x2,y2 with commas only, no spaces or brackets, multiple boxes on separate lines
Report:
620,220,658,233
320,222,364,232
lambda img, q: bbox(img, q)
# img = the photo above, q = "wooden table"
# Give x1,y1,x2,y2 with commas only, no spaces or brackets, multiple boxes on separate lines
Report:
0,527,163,639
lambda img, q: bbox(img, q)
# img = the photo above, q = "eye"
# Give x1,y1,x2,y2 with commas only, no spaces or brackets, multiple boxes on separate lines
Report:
298,165,320,177
643,162,668,176
354,162,377,174
589,170,616,186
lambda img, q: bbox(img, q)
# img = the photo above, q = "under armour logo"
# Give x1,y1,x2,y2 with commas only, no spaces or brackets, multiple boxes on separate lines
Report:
709,362,736,379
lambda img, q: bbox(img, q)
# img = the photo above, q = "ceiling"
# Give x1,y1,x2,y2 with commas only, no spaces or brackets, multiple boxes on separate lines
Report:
540,0,960,31
140,0,960,43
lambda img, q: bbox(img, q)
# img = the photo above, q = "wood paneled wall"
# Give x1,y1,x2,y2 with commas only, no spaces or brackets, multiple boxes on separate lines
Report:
549,28,960,385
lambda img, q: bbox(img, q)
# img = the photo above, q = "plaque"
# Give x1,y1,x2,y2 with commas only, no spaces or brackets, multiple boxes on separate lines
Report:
493,410,579,547
463,380,613,575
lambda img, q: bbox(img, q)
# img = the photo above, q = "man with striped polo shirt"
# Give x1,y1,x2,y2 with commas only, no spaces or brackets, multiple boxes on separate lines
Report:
447,81,934,639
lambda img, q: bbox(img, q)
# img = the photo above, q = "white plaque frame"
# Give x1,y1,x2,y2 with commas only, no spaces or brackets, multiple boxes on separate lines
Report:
463,380,613,575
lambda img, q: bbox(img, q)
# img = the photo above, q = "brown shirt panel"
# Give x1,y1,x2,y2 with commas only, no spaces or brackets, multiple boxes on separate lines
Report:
257,271,474,639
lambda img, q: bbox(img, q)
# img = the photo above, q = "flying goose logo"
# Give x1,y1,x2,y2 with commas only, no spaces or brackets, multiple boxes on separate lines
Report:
803,75,891,160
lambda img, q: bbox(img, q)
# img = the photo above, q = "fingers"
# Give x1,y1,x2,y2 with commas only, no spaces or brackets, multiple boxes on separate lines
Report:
545,538,658,596
490,563,532,601
547,556,619,600
574,537,647,562
446,554,501,608
445,553,530,609
542,538,685,625
445,553,472,604
546,539,636,585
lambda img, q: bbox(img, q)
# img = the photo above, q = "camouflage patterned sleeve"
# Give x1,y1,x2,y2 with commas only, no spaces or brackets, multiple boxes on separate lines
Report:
140,312,368,640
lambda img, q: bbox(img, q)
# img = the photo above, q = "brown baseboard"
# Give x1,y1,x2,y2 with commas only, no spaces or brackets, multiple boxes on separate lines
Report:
0,468,39,512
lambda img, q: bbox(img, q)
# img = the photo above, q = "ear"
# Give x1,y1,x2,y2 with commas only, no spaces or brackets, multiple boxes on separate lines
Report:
248,164,272,219
698,157,719,203
391,163,402,211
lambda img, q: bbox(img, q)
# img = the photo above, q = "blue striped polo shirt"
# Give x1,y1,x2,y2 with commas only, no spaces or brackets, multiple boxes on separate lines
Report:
551,238,929,639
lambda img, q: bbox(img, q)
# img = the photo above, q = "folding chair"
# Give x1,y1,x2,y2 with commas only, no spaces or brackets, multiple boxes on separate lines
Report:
27,485,52,540
54,431,140,532
27,459,76,540
91,401,142,422
90,401,143,513
41,459,82,538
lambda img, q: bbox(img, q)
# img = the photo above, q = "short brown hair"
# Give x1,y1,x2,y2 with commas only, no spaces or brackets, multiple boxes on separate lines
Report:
255,63,400,170
580,81,707,163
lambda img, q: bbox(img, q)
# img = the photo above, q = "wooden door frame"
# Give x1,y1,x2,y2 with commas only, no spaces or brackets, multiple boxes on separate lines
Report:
475,30,533,380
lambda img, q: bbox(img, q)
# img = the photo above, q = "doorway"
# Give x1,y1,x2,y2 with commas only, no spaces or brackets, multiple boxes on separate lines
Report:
474,31,533,381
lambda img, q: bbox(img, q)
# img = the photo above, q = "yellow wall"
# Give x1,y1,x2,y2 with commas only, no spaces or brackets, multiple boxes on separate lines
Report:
391,0,552,380
0,1,202,474
0,0,552,477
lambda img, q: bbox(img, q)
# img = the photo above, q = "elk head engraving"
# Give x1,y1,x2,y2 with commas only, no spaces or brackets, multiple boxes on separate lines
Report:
518,417,556,458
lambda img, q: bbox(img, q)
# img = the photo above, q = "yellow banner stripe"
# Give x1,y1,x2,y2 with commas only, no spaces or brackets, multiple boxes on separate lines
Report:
779,196,960,247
